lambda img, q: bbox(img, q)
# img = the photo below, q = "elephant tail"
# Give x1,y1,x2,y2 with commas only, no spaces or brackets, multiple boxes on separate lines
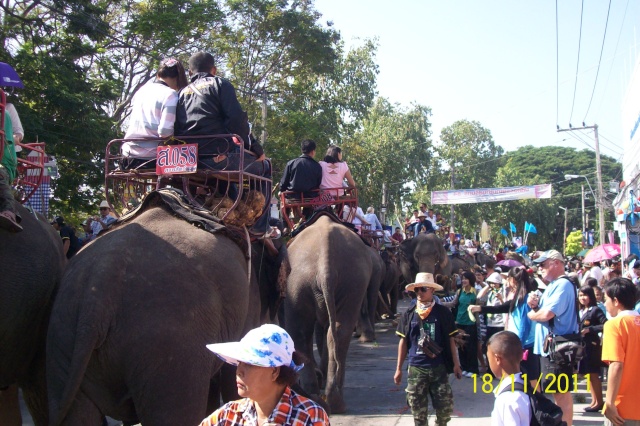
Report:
48,303,103,425
319,249,339,353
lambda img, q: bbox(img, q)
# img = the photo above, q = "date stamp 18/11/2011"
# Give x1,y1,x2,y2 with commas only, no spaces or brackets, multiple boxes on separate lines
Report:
471,373,590,394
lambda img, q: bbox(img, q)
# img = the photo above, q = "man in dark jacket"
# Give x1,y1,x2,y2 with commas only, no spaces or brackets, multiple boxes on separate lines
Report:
394,272,463,426
279,139,322,220
51,216,80,259
175,52,275,238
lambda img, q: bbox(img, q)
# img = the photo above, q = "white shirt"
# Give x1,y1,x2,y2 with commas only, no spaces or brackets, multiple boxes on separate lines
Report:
123,80,178,158
492,373,530,426
6,103,23,139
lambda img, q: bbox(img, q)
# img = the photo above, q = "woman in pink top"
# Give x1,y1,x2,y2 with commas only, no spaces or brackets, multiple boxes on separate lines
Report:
319,145,356,196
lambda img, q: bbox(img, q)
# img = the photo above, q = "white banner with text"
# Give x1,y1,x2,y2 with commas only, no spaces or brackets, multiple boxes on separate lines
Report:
431,184,552,205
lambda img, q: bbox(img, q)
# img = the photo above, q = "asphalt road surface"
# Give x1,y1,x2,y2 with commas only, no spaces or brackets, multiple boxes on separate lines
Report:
21,297,606,425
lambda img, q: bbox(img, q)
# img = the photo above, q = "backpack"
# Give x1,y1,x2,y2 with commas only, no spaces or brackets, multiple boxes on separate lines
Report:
499,381,566,426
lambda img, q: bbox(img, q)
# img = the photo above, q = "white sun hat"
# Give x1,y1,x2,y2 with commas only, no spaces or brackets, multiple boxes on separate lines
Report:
206,324,303,371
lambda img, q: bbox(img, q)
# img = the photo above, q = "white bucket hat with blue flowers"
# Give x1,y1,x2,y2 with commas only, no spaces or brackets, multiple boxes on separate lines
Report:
206,324,303,371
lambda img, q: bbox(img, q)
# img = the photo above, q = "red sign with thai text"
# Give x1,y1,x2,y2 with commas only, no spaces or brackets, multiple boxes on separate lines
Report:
156,144,198,175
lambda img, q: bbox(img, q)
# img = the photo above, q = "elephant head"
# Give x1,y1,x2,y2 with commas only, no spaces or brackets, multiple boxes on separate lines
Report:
398,234,451,283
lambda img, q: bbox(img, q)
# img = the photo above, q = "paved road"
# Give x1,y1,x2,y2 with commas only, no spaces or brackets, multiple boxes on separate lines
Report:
21,297,606,425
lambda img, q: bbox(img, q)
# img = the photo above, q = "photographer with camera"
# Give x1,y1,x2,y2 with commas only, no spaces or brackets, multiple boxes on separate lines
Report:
394,272,463,426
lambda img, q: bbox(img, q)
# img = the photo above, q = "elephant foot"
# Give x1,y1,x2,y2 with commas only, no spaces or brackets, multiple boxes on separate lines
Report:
358,332,376,343
326,392,346,414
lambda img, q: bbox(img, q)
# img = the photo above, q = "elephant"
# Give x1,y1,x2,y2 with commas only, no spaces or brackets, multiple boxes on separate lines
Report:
46,196,286,426
378,249,401,317
284,214,373,414
355,246,385,343
474,251,494,268
398,233,451,284
0,200,66,426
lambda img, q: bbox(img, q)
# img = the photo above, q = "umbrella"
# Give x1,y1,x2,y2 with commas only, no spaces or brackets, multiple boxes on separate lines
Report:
497,259,523,268
577,248,589,257
0,62,24,88
583,244,621,263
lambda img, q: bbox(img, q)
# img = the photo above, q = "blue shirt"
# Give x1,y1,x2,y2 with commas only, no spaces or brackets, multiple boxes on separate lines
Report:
533,277,579,356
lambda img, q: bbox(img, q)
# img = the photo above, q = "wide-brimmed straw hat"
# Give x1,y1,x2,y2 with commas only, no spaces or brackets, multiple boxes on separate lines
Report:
405,272,444,292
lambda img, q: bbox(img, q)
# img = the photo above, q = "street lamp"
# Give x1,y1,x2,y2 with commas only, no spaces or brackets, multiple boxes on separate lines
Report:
565,174,602,244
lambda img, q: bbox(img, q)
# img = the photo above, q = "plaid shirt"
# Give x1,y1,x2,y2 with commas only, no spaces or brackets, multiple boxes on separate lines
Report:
199,386,329,426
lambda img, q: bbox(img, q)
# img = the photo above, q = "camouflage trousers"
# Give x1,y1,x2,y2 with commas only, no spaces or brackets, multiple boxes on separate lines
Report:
406,364,454,426
0,166,17,214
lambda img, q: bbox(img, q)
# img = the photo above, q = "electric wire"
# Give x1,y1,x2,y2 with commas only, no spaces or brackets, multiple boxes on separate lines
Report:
556,0,560,127
569,0,585,124
597,0,630,118
583,0,612,122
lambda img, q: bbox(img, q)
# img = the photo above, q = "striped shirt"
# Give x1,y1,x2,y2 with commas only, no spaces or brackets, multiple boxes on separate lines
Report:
123,80,178,158
199,386,329,426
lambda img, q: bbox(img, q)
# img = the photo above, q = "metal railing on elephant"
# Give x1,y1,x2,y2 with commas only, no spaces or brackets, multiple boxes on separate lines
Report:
104,134,272,228
279,186,358,230
0,89,5,162
14,141,46,204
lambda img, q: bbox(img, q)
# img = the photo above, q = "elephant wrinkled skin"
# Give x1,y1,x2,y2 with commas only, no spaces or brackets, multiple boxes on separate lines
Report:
0,201,65,426
284,215,373,414
46,204,284,426
398,233,450,283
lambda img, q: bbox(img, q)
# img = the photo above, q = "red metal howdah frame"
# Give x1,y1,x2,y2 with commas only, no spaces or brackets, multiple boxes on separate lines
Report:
105,134,272,226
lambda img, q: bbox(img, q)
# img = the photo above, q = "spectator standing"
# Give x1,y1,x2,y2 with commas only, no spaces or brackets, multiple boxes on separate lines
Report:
487,331,531,426
578,285,607,412
623,260,640,285
601,278,640,426
394,272,463,426
528,250,579,426
50,216,81,259
451,271,478,377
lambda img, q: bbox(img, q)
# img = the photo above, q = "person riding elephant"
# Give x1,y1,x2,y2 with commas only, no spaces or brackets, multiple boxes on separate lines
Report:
46,194,288,426
398,233,451,284
0,201,66,426
0,104,21,232
284,214,374,414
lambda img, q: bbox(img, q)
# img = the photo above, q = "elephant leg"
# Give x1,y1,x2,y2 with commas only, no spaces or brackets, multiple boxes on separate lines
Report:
390,283,399,315
324,320,353,414
0,385,22,426
358,281,378,343
133,366,211,426
56,389,103,425
314,323,328,388
21,349,49,426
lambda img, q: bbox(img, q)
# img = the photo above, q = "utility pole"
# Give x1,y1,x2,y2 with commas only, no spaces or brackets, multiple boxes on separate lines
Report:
559,206,568,254
581,184,586,241
261,89,268,145
450,162,455,240
381,183,388,224
557,124,606,245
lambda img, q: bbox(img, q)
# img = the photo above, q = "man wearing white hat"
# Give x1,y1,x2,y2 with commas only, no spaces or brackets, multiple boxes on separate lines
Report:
97,200,117,229
394,272,462,426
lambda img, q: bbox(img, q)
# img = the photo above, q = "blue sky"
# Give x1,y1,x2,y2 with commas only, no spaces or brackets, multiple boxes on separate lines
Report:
314,0,640,163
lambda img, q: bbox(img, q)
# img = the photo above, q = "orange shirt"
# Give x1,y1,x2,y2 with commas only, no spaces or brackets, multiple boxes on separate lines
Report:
601,312,640,420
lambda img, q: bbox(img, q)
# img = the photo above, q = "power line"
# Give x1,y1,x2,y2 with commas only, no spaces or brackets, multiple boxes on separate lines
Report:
597,0,630,118
556,0,560,127
582,0,612,122
569,0,585,124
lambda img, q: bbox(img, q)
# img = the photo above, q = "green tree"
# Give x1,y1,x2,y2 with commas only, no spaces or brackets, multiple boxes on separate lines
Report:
566,229,584,256
432,119,504,237
342,98,433,216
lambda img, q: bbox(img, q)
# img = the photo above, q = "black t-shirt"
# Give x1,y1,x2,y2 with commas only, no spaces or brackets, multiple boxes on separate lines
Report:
60,225,80,258
396,301,456,369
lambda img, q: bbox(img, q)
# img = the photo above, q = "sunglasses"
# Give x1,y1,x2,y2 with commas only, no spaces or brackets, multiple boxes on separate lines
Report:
100,207,109,210
415,287,432,293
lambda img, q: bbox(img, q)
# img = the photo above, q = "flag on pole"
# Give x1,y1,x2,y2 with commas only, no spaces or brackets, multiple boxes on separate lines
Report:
527,223,537,234
500,228,508,237
510,222,516,233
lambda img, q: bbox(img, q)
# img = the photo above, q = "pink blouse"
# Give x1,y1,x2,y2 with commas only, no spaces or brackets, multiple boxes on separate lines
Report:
319,161,349,196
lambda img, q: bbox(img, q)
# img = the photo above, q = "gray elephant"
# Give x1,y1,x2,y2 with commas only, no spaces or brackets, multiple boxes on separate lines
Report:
284,215,373,414
46,197,286,426
398,233,451,283
0,201,65,426
378,249,401,316
355,245,385,342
